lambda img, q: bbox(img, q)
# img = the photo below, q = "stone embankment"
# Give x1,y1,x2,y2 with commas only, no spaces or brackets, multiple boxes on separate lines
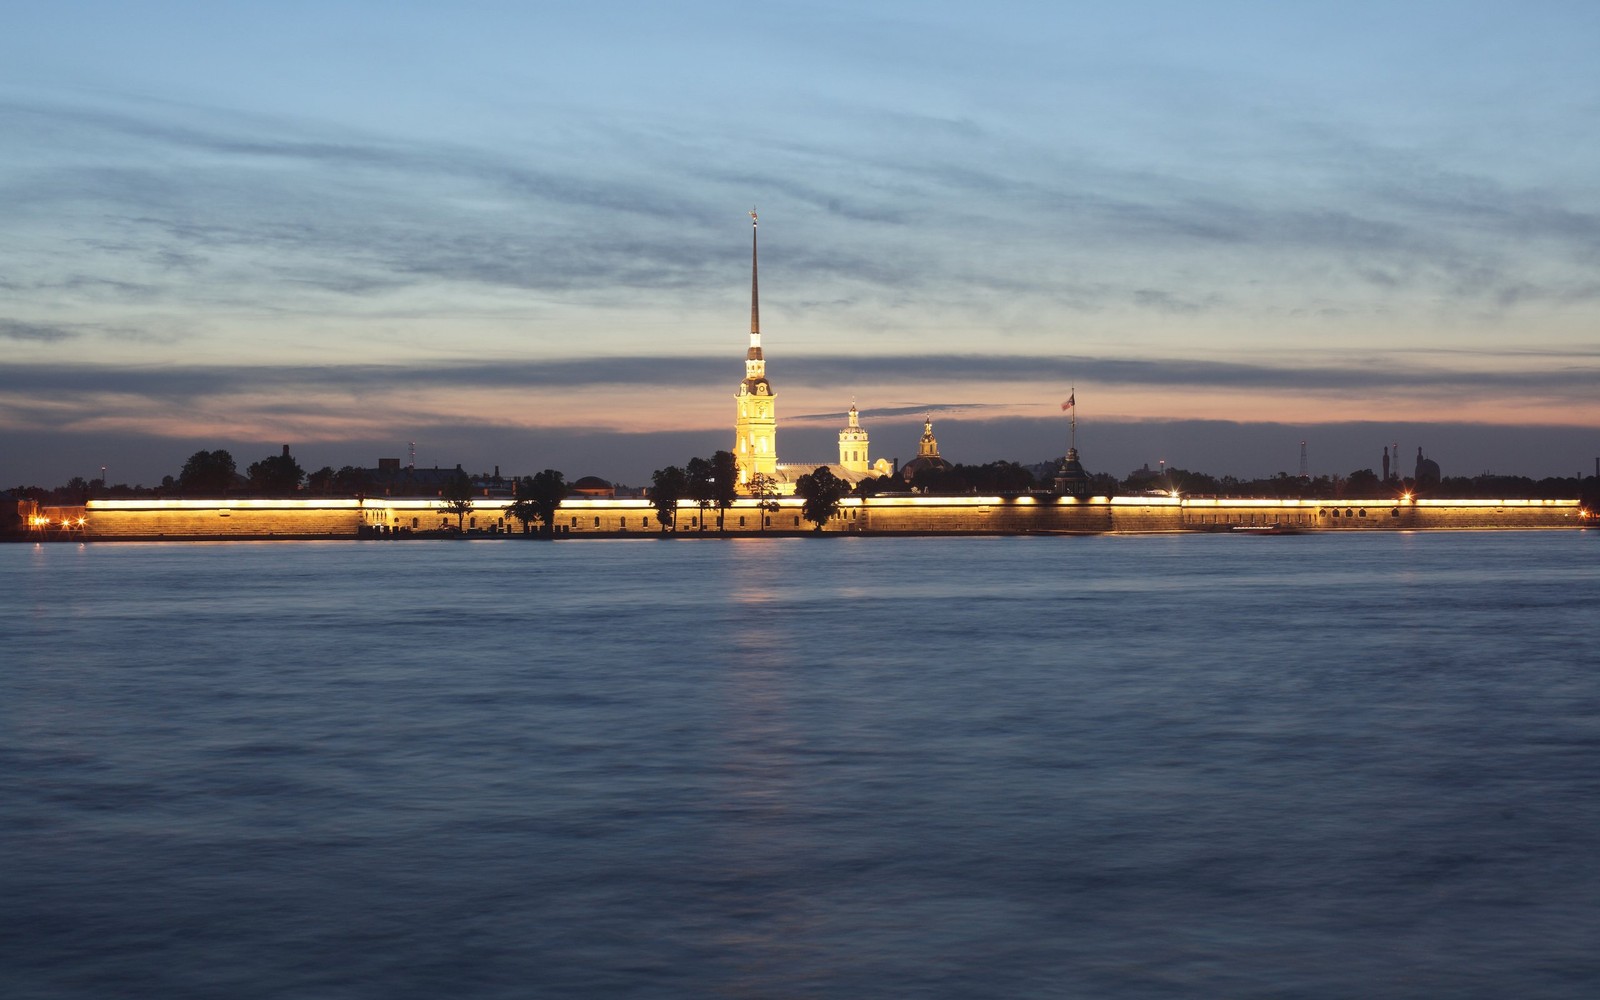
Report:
10,494,1588,541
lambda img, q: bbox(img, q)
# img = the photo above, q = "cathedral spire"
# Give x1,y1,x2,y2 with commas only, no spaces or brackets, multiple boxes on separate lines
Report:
749,208,760,343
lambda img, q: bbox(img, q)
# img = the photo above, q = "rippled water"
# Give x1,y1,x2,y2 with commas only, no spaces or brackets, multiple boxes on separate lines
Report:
4,533,1598,998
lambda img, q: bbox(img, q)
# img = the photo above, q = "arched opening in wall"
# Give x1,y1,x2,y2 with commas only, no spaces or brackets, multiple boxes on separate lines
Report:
739,516,746,526
411,517,418,528
1391,508,1399,517
1358,509,1367,518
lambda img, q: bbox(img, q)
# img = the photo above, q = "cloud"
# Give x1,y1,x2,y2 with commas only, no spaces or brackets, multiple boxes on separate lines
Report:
10,90,1599,328
7,418,1593,492
3,350,1595,411
0,319,79,342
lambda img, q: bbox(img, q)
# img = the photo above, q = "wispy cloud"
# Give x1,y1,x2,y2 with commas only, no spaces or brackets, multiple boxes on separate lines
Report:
4,350,1595,406
0,319,79,342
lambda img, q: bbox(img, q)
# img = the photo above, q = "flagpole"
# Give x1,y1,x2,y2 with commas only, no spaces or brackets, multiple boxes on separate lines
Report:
1070,385,1076,453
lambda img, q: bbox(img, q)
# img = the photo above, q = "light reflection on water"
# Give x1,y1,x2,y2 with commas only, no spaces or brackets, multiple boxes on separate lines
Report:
3,532,1598,998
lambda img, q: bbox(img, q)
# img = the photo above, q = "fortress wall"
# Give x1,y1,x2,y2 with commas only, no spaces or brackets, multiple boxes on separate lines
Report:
66,495,1583,540
1176,498,1581,531
1407,500,1582,530
854,497,1119,534
1106,500,1185,533
83,501,363,538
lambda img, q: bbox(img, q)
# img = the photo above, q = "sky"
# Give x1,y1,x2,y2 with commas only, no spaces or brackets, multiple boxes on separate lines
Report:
3,1,1598,487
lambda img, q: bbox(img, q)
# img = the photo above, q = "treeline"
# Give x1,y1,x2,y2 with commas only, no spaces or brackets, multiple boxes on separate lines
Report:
8,449,1598,510
7,448,310,503
1145,467,1597,503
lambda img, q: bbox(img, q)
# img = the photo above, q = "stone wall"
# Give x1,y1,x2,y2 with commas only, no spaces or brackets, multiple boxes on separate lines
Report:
59,494,1584,541
1177,497,1583,531
80,500,364,539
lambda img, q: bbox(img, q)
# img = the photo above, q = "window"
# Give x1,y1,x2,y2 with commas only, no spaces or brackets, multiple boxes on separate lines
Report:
594,516,600,527
793,516,800,526
739,516,746,526
411,517,418,528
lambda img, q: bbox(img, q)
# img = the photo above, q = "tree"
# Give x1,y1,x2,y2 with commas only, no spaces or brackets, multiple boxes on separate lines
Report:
333,465,374,496
503,497,540,535
710,450,739,532
307,466,337,494
686,456,714,532
438,469,475,531
521,469,568,539
650,466,688,532
747,472,781,531
1343,468,1383,498
247,448,304,495
178,449,236,496
795,466,847,531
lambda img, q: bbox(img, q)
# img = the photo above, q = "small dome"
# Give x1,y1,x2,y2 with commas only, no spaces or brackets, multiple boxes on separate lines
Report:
900,455,952,481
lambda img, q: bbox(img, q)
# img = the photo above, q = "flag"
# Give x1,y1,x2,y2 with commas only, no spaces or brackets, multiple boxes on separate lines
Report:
1061,394,1075,411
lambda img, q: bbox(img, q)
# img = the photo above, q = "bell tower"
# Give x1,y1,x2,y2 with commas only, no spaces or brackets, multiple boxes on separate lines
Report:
838,401,870,474
734,208,777,486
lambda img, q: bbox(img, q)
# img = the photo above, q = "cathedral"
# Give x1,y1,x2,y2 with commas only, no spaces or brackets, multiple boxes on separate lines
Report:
733,211,890,494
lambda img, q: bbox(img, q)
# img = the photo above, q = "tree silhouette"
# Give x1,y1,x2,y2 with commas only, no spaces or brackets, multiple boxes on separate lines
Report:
522,469,568,539
747,472,781,532
246,449,304,495
710,450,738,532
178,450,236,496
503,497,539,535
795,466,847,531
686,456,714,532
438,470,475,531
651,466,688,532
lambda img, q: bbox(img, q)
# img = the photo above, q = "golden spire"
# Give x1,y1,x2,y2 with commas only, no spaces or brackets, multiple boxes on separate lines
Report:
749,207,759,339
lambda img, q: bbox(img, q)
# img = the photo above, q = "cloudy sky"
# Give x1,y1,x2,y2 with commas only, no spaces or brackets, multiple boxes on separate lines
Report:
3,1,1597,487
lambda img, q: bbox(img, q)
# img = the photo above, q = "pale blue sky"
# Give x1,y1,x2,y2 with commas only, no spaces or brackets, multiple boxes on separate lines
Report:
3,2,1597,485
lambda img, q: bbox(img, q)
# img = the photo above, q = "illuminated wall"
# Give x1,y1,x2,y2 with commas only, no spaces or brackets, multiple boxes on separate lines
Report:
47,494,1586,541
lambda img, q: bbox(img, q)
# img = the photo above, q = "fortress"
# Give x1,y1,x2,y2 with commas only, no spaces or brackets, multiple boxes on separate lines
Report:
19,493,1582,541
11,213,1591,540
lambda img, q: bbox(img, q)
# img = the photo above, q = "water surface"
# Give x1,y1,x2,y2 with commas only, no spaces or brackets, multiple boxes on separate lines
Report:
4,533,1598,998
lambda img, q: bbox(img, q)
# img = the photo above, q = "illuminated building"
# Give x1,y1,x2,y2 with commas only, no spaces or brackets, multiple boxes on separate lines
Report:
732,213,887,494
899,417,952,484
733,209,778,488
838,403,870,474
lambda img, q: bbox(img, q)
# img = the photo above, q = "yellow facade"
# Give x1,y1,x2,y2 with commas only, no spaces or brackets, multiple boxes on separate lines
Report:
734,209,778,487
838,403,871,474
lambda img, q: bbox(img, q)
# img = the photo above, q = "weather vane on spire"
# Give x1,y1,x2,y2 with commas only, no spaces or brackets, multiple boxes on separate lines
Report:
750,207,757,227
